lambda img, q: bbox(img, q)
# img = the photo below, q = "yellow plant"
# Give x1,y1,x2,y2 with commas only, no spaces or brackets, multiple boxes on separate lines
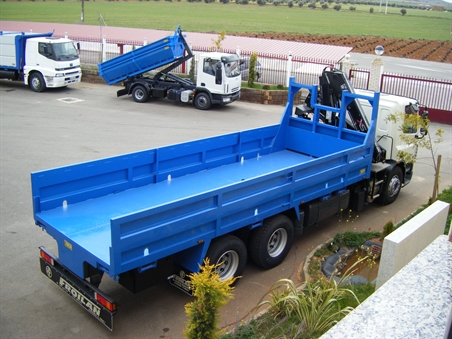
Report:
184,258,237,339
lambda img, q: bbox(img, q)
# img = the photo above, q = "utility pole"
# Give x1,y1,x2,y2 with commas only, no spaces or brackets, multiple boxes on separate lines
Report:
81,0,85,24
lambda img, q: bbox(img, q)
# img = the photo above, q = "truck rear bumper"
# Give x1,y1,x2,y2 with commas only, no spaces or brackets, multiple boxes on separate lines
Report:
39,247,116,330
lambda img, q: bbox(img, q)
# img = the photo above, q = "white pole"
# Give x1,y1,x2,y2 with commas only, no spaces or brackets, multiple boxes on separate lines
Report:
286,51,293,87
102,35,107,62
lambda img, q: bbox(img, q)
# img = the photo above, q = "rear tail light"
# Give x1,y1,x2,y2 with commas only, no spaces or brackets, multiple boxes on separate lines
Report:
95,292,117,312
40,249,54,266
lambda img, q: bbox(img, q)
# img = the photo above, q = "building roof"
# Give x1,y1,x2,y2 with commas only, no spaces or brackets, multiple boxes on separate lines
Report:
0,21,352,64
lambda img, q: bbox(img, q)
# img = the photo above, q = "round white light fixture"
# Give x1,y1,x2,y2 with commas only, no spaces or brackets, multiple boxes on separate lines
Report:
375,45,385,56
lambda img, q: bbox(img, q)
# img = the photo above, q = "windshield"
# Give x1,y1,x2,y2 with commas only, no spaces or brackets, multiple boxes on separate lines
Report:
224,60,240,78
39,42,79,61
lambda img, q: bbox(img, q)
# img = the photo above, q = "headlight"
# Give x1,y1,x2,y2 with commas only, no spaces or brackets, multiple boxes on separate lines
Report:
55,73,65,77
223,98,231,103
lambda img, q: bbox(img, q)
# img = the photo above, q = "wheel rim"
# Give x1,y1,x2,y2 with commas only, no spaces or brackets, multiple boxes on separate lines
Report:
388,175,401,198
135,88,145,100
32,77,41,90
267,228,288,258
197,95,207,108
214,250,239,280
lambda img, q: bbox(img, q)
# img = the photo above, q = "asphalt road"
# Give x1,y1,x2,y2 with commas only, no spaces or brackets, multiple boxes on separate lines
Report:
349,53,452,81
0,80,451,339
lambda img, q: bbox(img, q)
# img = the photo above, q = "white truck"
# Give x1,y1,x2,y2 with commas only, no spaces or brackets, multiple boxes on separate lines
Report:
0,30,81,92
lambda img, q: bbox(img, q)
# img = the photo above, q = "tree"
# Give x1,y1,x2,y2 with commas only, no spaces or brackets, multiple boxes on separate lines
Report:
400,8,407,15
211,31,226,51
184,259,237,339
385,110,444,202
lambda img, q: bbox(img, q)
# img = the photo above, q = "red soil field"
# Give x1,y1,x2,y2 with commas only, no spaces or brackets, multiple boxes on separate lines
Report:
234,32,452,63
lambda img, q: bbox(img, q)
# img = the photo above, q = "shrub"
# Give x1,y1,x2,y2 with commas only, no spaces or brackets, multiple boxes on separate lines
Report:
288,0,293,7
349,5,356,10
321,3,329,8
257,0,266,4
400,8,407,15
184,259,237,339
381,221,395,240
369,6,374,12
247,53,258,88
260,276,359,338
333,4,341,10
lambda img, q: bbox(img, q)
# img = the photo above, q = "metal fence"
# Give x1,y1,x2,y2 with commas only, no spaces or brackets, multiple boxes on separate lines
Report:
350,68,451,112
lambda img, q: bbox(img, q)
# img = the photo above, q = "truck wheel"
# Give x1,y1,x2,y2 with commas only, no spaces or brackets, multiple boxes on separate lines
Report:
378,166,403,205
29,73,46,92
249,215,294,269
206,235,247,282
132,85,149,103
194,92,211,110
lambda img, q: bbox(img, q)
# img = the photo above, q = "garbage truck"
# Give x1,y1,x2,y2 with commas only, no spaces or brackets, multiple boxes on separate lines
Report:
33,74,419,330
0,30,81,92
97,26,241,110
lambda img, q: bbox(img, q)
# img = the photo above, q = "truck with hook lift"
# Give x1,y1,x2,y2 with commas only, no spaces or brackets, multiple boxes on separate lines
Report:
98,26,241,110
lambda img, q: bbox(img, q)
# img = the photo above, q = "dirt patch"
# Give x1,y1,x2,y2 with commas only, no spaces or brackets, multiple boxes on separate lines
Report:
232,32,452,63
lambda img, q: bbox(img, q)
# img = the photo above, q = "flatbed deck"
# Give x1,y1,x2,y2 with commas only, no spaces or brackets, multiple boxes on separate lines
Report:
36,150,312,266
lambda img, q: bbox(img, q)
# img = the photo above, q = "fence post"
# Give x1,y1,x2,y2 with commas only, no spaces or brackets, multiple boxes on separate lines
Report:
143,38,147,46
236,46,241,57
369,57,384,92
102,35,107,63
286,51,293,87
65,32,68,39
341,54,352,77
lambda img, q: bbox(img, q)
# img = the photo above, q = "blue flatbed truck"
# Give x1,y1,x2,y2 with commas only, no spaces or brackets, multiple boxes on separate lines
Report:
33,78,385,330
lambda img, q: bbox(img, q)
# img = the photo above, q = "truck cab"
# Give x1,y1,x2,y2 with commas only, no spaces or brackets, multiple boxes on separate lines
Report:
0,31,81,92
355,89,420,164
24,36,81,91
196,52,241,108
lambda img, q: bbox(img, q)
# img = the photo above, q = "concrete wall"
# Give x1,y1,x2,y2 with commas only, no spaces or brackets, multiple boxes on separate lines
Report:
376,200,450,289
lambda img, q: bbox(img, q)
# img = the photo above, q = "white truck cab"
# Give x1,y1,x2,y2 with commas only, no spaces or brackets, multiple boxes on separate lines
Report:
0,31,82,92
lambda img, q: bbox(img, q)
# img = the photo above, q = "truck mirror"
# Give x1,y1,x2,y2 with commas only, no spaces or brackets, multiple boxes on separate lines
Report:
215,62,222,85
76,42,81,51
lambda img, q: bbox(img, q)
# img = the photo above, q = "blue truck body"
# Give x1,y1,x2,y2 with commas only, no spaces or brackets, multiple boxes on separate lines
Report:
98,27,186,86
32,78,379,329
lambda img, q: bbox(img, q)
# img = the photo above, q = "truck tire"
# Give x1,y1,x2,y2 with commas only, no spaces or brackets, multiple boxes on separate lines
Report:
378,166,403,205
29,73,46,92
132,85,149,103
249,215,294,269
194,92,211,110
206,234,247,282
